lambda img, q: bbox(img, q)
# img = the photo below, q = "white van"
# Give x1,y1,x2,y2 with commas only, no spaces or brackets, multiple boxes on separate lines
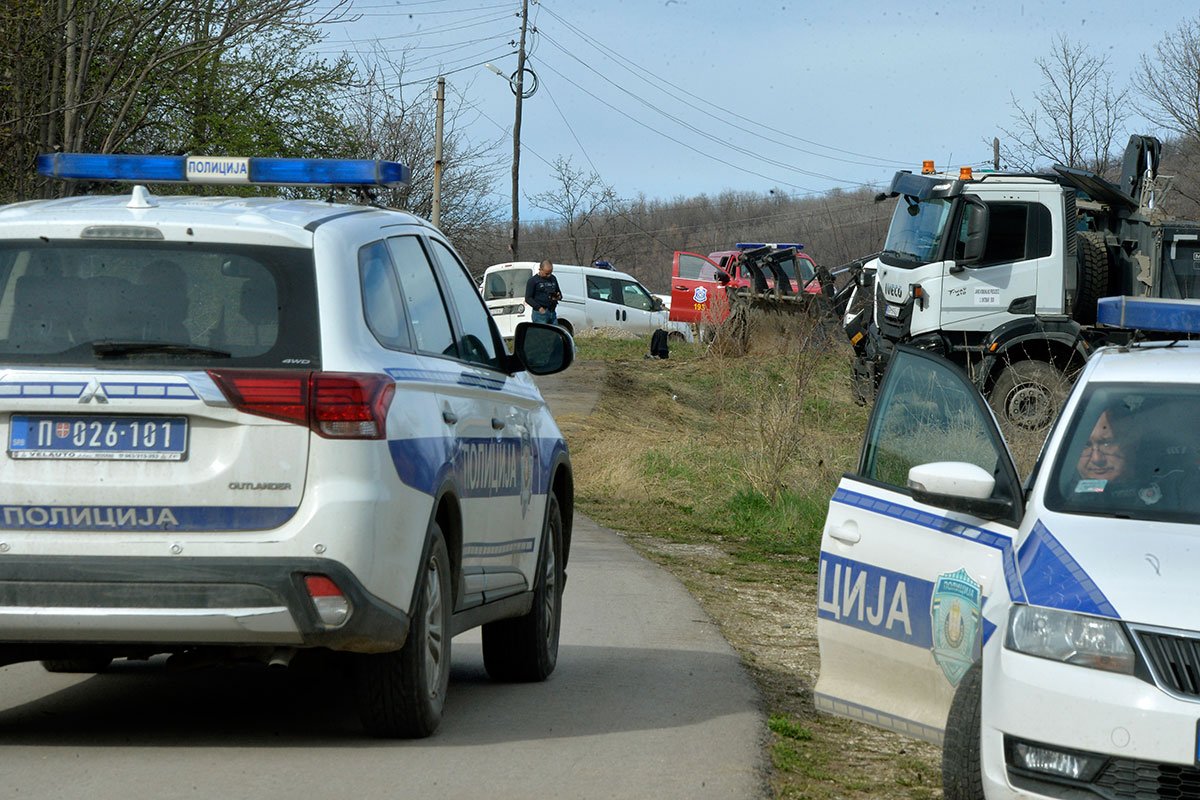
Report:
481,261,692,341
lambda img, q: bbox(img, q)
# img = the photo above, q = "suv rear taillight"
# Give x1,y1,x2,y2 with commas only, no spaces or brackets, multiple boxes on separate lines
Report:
208,370,395,439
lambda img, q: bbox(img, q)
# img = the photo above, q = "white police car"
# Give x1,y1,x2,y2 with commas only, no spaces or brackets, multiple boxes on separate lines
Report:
0,153,575,738
815,296,1200,798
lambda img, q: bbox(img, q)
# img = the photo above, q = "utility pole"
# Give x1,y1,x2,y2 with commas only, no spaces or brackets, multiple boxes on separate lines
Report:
432,76,445,228
509,0,529,260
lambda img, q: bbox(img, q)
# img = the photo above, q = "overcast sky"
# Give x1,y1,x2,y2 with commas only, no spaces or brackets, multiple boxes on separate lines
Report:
311,0,1198,219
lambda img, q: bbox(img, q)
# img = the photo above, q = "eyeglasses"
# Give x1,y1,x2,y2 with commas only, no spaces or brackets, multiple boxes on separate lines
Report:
1082,438,1123,456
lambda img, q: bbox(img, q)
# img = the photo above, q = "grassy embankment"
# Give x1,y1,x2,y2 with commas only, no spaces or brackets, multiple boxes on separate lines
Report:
559,319,944,800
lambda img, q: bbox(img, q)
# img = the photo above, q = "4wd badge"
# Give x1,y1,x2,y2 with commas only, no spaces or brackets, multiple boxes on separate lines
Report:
930,568,981,687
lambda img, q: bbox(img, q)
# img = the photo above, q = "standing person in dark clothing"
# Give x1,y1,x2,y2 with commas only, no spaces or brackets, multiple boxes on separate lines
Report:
525,259,562,324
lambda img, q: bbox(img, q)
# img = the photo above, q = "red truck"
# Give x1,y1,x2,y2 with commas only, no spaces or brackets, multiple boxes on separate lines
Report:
669,243,823,325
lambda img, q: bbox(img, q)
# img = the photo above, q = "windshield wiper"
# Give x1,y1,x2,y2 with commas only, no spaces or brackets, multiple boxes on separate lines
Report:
92,341,232,359
880,248,921,264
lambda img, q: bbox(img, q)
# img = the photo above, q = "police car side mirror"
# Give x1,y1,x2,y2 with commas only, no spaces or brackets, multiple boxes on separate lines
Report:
511,321,575,376
716,271,731,285
907,461,1014,522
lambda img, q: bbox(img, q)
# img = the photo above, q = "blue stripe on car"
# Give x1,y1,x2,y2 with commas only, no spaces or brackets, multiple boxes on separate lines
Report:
0,505,295,531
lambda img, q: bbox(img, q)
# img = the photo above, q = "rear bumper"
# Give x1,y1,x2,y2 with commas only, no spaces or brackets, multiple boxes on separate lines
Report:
0,555,410,656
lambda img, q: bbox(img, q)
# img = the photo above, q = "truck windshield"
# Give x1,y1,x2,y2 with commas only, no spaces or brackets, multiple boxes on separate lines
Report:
1044,383,1200,523
880,197,954,268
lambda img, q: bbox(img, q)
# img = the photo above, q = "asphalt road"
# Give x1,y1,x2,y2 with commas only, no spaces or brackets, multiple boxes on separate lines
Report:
0,514,766,800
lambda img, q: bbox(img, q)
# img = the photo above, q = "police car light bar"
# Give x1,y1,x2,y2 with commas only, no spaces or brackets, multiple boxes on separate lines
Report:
1096,296,1200,335
736,242,804,251
36,153,410,188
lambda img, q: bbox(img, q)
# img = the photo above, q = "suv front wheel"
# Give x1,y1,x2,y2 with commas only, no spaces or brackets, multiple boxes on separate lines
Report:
481,490,563,682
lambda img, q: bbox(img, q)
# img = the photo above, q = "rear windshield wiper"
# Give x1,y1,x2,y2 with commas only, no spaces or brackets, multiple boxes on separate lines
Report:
92,341,232,359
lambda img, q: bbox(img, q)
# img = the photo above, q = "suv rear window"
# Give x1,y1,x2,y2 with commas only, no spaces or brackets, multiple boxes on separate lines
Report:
0,241,319,368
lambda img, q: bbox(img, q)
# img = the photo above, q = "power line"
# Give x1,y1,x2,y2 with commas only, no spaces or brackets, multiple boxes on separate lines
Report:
537,3,913,170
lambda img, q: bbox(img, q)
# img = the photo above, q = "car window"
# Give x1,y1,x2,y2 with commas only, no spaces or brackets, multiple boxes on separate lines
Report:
483,267,531,300
619,280,654,311
0,240,317,367
677,254,719,281
358,241,411,351
426,238,500,369
385,236,456,358
860,349,1005,491
1044,383,1200,522
587,275,617,302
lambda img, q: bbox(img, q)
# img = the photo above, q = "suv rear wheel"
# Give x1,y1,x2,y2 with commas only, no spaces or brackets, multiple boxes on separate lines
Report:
354,522,452,738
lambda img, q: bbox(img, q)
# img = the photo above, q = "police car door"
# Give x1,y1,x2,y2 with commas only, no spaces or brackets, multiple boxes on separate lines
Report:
423,238,540,609
814,345,1023,744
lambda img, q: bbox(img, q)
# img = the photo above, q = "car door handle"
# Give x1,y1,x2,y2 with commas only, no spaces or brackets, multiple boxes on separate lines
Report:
674,285,688,290
828,522,861,544
491,417,506,430
442,410,458,425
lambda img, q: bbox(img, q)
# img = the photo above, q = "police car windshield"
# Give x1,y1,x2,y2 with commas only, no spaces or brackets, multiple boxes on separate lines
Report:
0,241,319,368
880,197,953,268
1045,383,1200,523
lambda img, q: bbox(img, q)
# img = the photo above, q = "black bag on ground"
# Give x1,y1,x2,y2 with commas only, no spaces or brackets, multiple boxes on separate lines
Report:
649,328,669,359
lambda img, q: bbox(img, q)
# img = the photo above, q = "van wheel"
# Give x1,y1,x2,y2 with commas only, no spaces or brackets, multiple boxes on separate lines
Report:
354,522,452,738
667,330,685,343
557,320,574,336
481,491,563,682
989,360,1068,432
942,662,985,800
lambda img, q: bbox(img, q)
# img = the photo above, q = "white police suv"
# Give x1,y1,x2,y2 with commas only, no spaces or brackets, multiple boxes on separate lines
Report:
0,153,575,738
815,296,1200,798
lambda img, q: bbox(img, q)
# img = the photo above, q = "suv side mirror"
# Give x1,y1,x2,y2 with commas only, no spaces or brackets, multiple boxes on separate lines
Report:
651,295,664,311
715,270,731,285
511,321,575,376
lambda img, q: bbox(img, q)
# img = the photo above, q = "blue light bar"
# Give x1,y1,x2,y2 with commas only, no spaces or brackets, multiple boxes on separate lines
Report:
735,242,804,251
37,153,410,188
1096,296,1200,334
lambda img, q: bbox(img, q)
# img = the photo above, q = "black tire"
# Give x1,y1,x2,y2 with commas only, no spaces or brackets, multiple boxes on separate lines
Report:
942,661,985,800
667,330,686,343
1073,231,1110,325
481,491,563,682
41,657,112,674
354,522,452,738
988,360,1068,432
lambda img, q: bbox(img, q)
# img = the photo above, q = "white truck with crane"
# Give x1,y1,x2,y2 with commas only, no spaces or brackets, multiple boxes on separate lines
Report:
847,135,1200,429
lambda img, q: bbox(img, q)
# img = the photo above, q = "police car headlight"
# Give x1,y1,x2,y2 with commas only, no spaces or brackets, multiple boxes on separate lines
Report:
1005,605,1135,674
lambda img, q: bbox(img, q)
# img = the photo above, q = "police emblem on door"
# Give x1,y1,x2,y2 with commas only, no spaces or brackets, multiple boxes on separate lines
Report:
930,568,981,687
693,286,708,304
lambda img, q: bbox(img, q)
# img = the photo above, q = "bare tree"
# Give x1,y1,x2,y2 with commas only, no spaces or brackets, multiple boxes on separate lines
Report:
1133,14,1200,142
528,156,626,267
0,0,353,200
999,34,1129,174
339,61,506,273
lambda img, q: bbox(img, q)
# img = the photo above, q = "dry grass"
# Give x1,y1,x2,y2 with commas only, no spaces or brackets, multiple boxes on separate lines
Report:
559,324,944,799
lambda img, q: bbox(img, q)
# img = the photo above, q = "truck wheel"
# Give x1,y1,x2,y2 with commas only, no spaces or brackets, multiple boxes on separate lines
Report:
942,662,984,800
1073,231,1110,325
989,360,1067,431
354,522,452,738
481,491,563,682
